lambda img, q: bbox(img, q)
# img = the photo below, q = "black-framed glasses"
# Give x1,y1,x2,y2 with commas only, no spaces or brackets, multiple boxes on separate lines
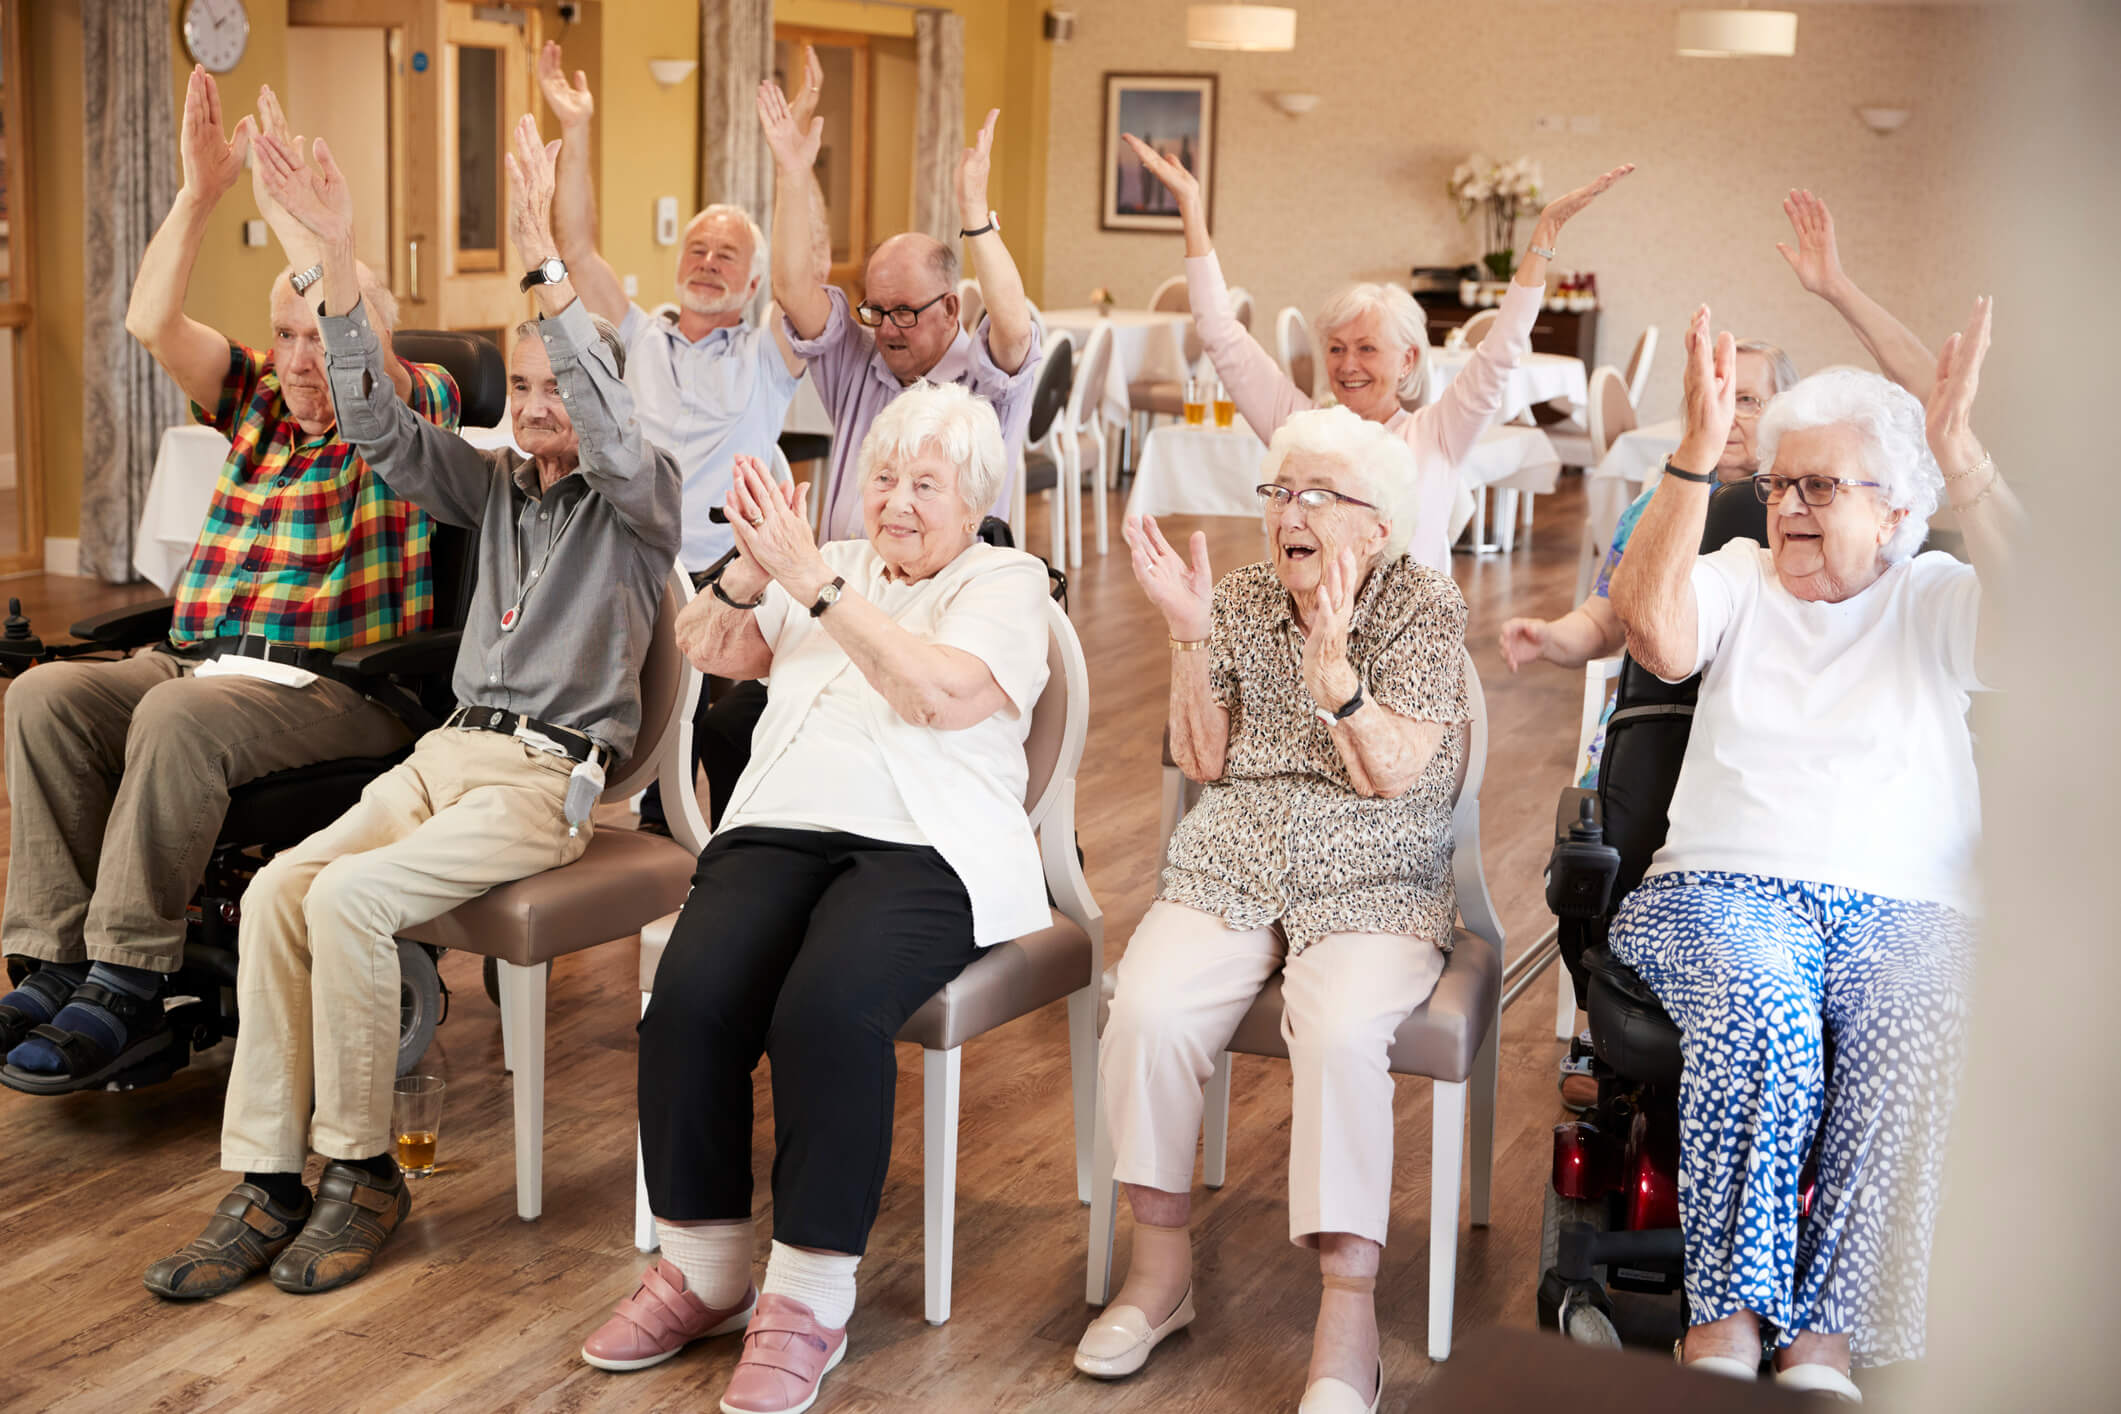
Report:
1751,473,1883,507
1255,484,1377,513
855,291,951,328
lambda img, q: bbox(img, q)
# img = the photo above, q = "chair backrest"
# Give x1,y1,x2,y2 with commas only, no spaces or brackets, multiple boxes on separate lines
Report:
601,567,700,808
1147,274,1187,313
1448,644,1504,949
957,277,985,333
394,329,508,428
1624,325,1659,407
1069,323,1115,434
1023,595,1092,834
1229,286,1255,333
1276,305,1318,400
1458,308,1501,349
1026,330,1075,445
1585,365,1637,464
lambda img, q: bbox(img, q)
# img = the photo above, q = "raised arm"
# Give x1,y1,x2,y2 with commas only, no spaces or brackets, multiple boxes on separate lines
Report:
758,76,830,339
1778,189,1937,400
126,67,255,410
1124,513,1229,782
249,84,322,272
673,458,793,681
1925,296,2019,685
533,42,627,326
957,110,1032,374
1611,306,1734,681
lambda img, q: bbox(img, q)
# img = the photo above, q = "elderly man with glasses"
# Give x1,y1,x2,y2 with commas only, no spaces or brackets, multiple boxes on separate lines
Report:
757,74,1039,543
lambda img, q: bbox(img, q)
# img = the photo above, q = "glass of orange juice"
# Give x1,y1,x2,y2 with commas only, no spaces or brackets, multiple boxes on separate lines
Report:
1182,377,1206,426
392,1075,446,1176
1212,379,1235,429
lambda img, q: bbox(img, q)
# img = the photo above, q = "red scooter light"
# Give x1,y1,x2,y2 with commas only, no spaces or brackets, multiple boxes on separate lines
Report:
1552,1122,1611,1201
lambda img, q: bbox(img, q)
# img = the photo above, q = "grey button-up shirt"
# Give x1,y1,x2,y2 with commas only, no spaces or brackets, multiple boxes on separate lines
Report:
321,299,682,758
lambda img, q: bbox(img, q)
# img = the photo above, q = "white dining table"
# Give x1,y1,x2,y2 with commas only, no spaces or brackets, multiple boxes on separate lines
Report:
133,421,521,592
1040,307,1194,428
1423,348,1588,422
1587,417,1682,556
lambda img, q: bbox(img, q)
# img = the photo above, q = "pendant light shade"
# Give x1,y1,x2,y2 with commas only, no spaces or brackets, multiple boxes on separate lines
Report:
1186,4,1297,53
1676,9,1798,58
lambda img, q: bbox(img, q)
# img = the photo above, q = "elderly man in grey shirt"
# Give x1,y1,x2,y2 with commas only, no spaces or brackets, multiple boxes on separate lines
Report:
145,120,679,1305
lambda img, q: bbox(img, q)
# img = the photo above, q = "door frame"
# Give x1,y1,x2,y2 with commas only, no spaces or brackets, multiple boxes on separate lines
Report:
0,0,45,576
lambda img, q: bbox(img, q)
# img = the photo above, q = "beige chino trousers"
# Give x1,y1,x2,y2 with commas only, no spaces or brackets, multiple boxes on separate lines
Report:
220,728,588,1170
1100,901,1446,1247
1,649,411,972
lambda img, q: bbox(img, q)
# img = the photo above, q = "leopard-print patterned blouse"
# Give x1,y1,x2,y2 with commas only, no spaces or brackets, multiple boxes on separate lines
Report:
1161,556,1470,955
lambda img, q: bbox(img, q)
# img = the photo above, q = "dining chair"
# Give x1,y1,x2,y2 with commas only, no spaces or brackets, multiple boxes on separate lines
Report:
1019,331,1077,566
957,277,985,333
633,596,1103,1327
1275,305,1321,401
1063,323,1119,562
1623,325,1659,408
1230,286,1255,333
1146,273,1187,312
1546,325,1659,470
1572,366,1640,599
1457,307,1501,348
1098,646,1504,1362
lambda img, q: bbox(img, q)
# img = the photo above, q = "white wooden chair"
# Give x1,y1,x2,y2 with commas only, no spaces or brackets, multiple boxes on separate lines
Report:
1572,367,1641,600
957,277,984,333
1275,305,1321,401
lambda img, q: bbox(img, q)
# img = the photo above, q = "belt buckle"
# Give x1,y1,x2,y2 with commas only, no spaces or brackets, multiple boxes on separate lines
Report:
484,707,507,730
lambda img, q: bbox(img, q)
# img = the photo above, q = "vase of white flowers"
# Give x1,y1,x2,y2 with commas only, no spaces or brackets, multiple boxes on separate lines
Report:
1448,154,1543,283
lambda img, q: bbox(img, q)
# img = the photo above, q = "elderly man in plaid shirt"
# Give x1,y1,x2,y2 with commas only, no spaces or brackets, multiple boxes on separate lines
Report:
0,69,459,1093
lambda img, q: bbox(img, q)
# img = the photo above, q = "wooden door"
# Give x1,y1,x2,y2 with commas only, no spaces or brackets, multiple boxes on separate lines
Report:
433,4,539,342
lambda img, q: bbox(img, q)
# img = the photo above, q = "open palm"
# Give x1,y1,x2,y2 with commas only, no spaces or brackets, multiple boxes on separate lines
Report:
1123,513,1213,640
1925,296,1992,471
254,134,353,247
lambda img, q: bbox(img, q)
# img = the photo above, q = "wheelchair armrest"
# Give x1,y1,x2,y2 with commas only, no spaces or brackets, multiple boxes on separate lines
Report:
1556,787,1600,845
331,628,463,679
69,597,176,647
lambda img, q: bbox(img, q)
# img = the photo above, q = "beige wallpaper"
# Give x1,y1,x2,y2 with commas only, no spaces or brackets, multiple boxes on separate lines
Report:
1038,1,2000,422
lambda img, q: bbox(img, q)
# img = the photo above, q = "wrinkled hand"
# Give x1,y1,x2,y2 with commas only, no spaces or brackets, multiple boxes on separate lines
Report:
180,66,253,202
1119,132,1202,217
787,45,824,133
248,85,312,247
1677,305,1737,470
756,78,822,173
1530,163,1635,246
503,114,562,265
1301,547,1361,711
536,41,595,130
727,456,827,597
1775,188,1845,298
957,109,999,227
1925,295,1992,477
1499,617,1551,673
1123,514,1213,642
252,134,354,248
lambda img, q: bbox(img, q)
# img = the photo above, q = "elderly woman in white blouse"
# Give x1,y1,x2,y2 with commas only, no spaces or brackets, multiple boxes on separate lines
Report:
1608,302,2017,1396
582,383,1052,1414
1121,134,1632,570
1078,407,1469,1414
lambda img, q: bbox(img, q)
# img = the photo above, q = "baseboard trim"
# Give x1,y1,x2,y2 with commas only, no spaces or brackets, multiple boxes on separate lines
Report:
43,537,80,577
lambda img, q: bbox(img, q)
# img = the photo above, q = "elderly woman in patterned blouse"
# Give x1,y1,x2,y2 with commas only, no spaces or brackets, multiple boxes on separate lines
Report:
1075,407,1468,1413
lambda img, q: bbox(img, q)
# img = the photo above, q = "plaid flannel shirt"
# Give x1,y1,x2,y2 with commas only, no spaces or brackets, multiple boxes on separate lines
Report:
169,341,461,651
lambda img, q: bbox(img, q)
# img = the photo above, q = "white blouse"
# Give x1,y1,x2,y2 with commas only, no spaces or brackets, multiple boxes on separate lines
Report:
717,539,1054,946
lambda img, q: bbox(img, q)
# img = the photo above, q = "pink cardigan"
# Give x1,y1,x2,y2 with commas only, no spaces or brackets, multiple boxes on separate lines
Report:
1186,252,1542,571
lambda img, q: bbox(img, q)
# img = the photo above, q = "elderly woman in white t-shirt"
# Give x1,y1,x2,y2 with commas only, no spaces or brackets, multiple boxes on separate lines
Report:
582,383,1051,1414
1608,302,2018,1395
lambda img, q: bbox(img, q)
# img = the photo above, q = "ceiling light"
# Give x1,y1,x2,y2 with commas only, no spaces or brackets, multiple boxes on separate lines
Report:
1187,4,1296,53
1676,9,1797,58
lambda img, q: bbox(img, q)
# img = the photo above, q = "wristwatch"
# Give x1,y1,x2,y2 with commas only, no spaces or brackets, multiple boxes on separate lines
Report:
1314,681,1365,726
288,262,325,296
1661,457,1716,485
519,256,569,292
959,211,998,239
808,576,846,618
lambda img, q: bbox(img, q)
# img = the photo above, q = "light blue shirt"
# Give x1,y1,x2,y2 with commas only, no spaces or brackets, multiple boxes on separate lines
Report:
619,304,801,569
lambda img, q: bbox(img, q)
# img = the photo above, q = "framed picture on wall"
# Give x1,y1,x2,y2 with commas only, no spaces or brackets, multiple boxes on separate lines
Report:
1101,73,1217,233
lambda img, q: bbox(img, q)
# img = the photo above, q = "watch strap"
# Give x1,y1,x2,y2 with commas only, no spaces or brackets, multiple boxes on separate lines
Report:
289,262,325,295
959,211,998,238
1661,457,1716,485
808,575,847,617
519,257,568,292
1331,681,1366,721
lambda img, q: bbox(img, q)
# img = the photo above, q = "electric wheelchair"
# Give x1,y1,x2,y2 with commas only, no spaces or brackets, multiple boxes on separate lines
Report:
0,330,505,1091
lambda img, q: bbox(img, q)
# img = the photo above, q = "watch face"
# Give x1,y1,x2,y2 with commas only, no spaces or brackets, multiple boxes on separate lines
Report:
184,0,251,75
542,258,567,282
819,583,841,603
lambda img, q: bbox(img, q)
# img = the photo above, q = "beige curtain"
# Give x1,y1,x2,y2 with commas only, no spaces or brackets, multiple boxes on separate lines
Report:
699,0,775,242
80,0,184,582
913,10,966,248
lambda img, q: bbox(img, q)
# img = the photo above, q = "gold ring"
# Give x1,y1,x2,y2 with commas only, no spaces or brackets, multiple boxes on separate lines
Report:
747,515,764,527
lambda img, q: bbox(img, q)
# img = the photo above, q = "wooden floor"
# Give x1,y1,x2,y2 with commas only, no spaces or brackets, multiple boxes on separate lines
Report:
0,481,1599,1413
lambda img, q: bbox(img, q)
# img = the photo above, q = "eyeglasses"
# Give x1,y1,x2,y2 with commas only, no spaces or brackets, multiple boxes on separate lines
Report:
1735,394,1767,417
855,291,951,328
1255,484,1377,513
1751,473,1883,507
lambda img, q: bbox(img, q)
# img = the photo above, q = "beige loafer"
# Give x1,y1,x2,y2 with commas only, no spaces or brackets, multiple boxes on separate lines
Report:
1298,1359,1383,1413
1776,1363,1863,1403
1073,1287,1196,1379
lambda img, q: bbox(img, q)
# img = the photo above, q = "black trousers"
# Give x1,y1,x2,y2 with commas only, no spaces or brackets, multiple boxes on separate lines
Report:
637,826,981,1253
639,677,771,828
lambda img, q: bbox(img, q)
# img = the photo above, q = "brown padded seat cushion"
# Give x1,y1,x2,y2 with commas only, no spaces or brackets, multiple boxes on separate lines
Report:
1098,926,1500,1085
638,909,1093,1054
401,828,696,966
1128,378,1186,417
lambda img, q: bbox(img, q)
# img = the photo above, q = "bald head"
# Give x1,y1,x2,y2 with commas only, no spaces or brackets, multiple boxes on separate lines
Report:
866,233,957,294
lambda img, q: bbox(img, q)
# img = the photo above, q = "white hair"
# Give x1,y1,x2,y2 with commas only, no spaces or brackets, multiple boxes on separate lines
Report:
1259,405,1420,561
1313,283,1431,399
513,313,628,378
276,261,397,331
685,203,769,290
1756,367,1940,564
857,381,1006,518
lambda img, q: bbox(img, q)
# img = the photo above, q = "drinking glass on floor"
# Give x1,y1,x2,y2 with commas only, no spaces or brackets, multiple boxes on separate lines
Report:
393,1075,447,1176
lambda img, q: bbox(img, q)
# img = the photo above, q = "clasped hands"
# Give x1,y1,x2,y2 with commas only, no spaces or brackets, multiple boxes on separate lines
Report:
720,458,832,607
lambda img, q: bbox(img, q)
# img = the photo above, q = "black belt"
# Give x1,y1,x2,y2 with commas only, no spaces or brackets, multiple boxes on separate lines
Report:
445,705,609,767
166,633,343,677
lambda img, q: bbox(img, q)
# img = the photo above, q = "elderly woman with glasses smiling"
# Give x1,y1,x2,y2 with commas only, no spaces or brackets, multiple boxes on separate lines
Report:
1078,407,1468,1413
1606,301,2019,1396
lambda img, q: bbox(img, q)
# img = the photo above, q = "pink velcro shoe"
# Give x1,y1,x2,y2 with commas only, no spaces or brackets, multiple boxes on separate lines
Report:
717,1293,849,1414
581,1260,756,1372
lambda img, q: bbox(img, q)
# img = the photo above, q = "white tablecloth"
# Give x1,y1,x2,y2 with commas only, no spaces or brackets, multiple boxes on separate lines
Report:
1041,307,1194,428
1587,417,1682,554
1424,348,1588,422
134,421,520,592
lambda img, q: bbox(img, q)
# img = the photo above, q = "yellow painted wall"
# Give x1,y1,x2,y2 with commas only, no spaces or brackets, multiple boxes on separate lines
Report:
588,0,698,305
27,0,82,541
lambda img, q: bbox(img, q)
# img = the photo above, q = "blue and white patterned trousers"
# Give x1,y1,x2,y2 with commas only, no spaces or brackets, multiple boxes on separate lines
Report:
1608,871,1975,1367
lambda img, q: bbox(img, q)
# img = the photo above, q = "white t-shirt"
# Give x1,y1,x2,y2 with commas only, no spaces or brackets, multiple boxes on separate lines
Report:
717,539,1055,946
1649,541,1986,914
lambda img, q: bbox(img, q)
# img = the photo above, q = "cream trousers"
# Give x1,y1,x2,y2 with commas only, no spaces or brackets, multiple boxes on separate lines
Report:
220,728,588,1170
1100,901,1446,1247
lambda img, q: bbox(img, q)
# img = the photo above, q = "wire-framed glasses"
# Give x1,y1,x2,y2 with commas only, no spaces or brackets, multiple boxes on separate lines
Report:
1254,484,1377,513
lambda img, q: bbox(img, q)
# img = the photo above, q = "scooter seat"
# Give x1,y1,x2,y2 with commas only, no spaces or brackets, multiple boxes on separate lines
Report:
1583,946,1684,1091
219,754,410,850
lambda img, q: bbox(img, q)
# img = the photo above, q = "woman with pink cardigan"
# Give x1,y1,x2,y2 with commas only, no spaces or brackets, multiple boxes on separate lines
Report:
1121,134,1633,570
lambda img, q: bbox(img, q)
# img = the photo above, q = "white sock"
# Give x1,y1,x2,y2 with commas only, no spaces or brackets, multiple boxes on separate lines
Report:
654,1219,756,1309
759,1240,860,1329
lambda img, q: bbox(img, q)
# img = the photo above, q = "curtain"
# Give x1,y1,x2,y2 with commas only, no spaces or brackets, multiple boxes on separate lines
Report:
699,0,775,258
913,10,966,249
80,1,183,583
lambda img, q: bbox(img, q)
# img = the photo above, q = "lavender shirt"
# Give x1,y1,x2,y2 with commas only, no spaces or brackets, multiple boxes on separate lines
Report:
786,285,1043,542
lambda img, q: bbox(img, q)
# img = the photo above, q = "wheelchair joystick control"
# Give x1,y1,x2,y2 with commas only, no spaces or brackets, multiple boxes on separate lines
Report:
0,598,44,660
1546,796,1621,920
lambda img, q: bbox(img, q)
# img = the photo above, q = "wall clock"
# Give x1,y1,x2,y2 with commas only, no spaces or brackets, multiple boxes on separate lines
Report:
183,0,251,75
